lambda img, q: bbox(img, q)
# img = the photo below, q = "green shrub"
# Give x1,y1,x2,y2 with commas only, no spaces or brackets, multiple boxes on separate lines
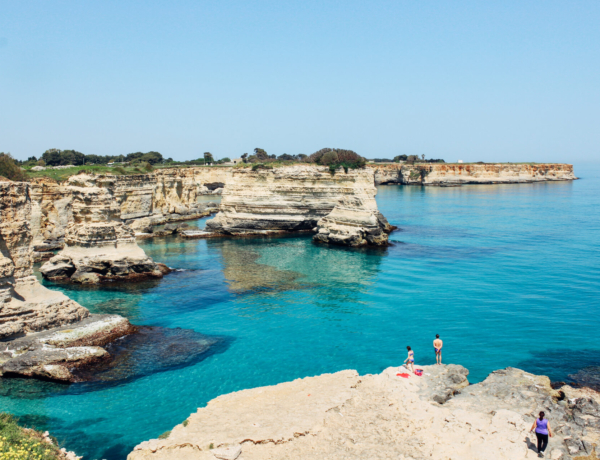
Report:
114,166,127,175
182,419,189,427
0,412,63,459
158,430,171,439
0,153,27,181
306,148,366,172
251,163,273,171
320,151,339,165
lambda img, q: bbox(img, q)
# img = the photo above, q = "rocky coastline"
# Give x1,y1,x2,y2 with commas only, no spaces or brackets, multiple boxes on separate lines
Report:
371,163,577,186
29,168,229,253
129,364,600,460
0,180,138,381
39,174,168,284
26,163,575,251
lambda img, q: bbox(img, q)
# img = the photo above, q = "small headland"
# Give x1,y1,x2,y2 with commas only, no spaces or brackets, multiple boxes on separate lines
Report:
130,365,600,460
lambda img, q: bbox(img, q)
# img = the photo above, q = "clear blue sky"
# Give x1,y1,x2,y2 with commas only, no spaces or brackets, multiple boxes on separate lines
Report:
1,1,598,162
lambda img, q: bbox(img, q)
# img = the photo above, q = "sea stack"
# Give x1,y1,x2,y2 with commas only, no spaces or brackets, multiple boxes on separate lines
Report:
205,165,394,246
40,174,168,284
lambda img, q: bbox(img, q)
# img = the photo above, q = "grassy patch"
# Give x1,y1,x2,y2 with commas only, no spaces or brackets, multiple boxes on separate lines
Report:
158,431,171,440
24,165,146,182
0,413,63,460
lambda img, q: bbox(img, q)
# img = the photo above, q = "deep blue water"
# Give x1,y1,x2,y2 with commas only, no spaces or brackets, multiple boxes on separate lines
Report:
1,162,599,459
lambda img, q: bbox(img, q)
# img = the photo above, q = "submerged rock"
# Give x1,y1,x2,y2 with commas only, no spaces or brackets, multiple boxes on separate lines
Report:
71,326,223,384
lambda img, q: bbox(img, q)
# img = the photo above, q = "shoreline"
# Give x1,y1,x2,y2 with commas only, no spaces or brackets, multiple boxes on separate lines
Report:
128,364,600,460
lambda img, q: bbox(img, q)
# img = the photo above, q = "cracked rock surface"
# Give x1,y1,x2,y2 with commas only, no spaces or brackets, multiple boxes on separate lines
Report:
129,365,600,460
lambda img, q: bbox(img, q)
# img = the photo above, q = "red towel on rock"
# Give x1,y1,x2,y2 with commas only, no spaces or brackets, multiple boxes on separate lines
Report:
396,373,410,378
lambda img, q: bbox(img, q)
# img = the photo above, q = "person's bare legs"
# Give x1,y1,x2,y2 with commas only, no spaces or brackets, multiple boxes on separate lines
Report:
436,350,442,365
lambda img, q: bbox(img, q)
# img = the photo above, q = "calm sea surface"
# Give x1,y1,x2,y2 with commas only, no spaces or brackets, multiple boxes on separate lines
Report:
1,162,599,459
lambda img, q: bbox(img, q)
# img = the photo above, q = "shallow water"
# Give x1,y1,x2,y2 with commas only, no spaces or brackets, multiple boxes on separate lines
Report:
1,163,599,459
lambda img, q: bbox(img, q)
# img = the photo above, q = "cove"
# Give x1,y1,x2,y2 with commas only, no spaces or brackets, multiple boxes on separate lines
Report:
1,162,599,460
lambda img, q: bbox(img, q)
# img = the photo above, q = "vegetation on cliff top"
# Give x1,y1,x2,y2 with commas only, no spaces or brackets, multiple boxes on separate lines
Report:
0,153,27,181
0,413,64,460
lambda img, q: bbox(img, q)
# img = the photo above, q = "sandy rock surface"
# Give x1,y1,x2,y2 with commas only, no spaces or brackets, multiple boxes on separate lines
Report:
0,314,136,381
129,364,600,460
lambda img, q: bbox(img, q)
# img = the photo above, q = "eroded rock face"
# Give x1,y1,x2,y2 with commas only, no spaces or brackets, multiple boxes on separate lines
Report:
129,365,600,460
314,195,396,246
371,163,577,185
0,181,140,382
205,166,391,245
39,175,166,284
28,168,229,249
0,181,89,339
29,177,73,251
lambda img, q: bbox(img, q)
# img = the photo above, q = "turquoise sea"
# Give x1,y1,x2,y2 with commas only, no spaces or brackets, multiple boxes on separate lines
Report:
1,162,599,459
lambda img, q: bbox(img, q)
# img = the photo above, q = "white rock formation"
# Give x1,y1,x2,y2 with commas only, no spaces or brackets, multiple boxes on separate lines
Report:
314,195,395,246
0,180,136,381
40,174,167,284
0,181,89,338
205,166,392,246
29,168,230,249
129,365,598,460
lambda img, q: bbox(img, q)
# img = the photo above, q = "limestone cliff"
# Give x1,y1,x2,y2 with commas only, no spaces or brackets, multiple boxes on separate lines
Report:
205,166,392,245
0,180,136,382
314,195,396,247
30,177,73,251
371,163,577,185
130,365,599,460
0,181,88,338
40,174,167,284
29,168,229,249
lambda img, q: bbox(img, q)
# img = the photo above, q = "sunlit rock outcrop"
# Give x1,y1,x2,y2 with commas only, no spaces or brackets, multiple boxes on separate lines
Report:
29,168,229,249
314,195,396,247
0,181,88,338
40,174,168,284
0,180,136,382
205,165,393,245
129,365,598,460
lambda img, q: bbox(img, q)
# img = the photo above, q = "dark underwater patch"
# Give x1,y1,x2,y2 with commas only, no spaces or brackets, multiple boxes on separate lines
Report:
516,349,600,390
71,326,229,388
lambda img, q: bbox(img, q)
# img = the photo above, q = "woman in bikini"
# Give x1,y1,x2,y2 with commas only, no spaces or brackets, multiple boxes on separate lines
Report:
404,346,415,374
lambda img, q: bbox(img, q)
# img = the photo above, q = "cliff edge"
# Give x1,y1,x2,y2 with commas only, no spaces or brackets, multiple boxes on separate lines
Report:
129,365,598,460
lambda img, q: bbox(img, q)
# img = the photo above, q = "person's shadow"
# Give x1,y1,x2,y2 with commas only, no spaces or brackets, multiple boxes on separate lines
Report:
525,436,538,456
